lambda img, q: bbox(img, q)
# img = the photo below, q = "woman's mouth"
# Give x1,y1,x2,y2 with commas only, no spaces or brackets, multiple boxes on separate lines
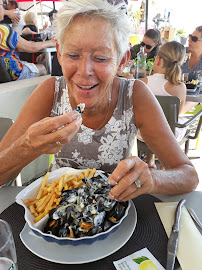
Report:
77,84,98,90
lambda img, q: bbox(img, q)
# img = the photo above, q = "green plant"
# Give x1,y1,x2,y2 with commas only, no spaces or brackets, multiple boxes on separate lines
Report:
146,58,155,75
176,29,186,37
128,5,143,35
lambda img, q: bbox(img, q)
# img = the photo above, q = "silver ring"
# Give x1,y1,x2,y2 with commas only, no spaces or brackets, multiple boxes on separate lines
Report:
135,179,141,189
56,141,63,146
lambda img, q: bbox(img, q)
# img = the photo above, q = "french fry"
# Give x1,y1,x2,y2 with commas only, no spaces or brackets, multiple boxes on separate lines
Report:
24,168,96,223
84,168,90,177
36,172,50,200
88,168,96,179
37,191,54,213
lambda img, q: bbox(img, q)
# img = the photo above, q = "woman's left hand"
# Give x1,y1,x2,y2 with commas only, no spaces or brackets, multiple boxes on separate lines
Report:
108,156,154,201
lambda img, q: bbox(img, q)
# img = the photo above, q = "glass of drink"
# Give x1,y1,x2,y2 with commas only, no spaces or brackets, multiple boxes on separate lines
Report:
183,73,189,82
0,219,18,270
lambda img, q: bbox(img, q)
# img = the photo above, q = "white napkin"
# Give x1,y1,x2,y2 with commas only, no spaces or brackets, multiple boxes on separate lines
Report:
113,247,165,270
155,202,202,270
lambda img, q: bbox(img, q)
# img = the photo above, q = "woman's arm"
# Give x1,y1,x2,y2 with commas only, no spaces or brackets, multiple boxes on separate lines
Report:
16,35,55,53
3,9,20,23
0,77,82,185
108,80,198,200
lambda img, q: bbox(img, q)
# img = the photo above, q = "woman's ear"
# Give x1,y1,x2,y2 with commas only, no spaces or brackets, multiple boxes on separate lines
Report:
155,55,162,66
116,50,130,74
56,42,62,66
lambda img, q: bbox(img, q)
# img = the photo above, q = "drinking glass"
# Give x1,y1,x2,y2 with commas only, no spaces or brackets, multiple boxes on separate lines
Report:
183,73,189,82
0,219,18,270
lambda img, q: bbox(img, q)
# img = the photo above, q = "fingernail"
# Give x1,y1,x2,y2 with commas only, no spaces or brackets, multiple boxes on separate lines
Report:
109,179,118,186
73,111,80,119
109,193,115,200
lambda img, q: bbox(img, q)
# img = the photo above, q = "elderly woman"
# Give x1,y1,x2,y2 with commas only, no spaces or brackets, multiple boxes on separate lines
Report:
0,0,198,200
181,25,202,81
22,11,38,35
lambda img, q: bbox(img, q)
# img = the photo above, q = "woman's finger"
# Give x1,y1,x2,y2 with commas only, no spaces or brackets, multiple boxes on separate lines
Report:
109,158,153,200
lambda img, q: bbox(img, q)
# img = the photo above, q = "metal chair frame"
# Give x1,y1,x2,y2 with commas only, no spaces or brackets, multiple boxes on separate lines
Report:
137,95,202,156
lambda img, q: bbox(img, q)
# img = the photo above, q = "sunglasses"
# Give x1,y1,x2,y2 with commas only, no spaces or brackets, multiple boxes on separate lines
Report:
141,42,154,50
189,34,202,42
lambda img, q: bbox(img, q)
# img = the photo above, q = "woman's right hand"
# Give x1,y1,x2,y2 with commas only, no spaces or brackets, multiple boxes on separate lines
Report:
24,111,82,155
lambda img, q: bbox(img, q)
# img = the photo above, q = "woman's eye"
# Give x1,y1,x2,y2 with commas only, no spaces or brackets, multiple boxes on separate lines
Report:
68,54,80,59
95,57,108,62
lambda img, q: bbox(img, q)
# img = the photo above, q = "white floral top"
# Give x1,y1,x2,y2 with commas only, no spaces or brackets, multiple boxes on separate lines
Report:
50,76,137,172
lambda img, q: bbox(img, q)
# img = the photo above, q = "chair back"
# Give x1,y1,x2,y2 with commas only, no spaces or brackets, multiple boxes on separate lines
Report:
0,57,11,83
155,95,180,134
137,95,180,154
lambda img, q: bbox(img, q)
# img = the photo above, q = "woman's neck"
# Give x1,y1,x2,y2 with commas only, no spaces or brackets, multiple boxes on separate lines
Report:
189,51,201,69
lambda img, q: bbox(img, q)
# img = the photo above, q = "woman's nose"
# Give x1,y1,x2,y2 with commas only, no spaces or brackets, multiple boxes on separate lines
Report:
77,56,94,77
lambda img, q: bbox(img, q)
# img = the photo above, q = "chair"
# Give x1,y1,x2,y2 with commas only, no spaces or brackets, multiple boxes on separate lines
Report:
0,57,11,83
185,103,202,149
137,95,202,157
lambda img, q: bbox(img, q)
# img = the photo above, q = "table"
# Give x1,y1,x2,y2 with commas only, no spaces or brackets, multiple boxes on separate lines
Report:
186,88,202,103
0,187,202,270
19,47,56,75
39,47,57,75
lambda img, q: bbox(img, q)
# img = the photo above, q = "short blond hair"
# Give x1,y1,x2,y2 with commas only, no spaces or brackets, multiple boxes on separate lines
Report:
23,11,36,25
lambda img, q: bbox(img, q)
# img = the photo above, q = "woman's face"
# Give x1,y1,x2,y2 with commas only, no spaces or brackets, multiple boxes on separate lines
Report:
141,36,157,54
188,30,202,54
57,16,121,109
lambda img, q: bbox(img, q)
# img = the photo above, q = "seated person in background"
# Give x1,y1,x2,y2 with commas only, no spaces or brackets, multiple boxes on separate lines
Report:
139,41,198,167
0,0,20,24
0,0,198,198
0,24,55,81
22,11,37,35
181,25,202,81
130,29,162,62
40,9,57,41
7,0,25,35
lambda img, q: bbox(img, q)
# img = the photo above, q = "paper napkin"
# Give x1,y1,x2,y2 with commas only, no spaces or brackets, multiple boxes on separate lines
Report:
113,247,165,270
155,202,202,270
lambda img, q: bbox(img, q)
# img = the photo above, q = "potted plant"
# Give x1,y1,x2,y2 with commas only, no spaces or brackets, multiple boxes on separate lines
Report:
128,5,143,46
176,29,187,45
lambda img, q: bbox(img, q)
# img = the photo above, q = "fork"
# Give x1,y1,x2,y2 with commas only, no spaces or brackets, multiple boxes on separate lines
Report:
187,208,202,229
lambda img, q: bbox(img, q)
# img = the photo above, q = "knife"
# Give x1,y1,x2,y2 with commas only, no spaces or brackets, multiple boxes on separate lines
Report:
166,199,186,270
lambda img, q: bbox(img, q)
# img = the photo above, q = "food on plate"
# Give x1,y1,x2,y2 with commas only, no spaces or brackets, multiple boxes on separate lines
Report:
43,172,129,238
186,79,199,85
23,168,96,223
74,103,85,116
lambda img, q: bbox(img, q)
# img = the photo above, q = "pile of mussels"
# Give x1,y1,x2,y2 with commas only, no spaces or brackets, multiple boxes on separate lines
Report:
43,172,129,238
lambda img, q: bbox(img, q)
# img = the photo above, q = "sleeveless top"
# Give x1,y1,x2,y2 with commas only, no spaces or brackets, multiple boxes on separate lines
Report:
50,76,137,173
147,73,171,96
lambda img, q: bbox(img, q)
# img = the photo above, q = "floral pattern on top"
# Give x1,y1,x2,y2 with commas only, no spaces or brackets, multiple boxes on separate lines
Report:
50,77,137,172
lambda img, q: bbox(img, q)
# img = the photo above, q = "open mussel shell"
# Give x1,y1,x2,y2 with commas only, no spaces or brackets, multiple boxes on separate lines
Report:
42,171,130,241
